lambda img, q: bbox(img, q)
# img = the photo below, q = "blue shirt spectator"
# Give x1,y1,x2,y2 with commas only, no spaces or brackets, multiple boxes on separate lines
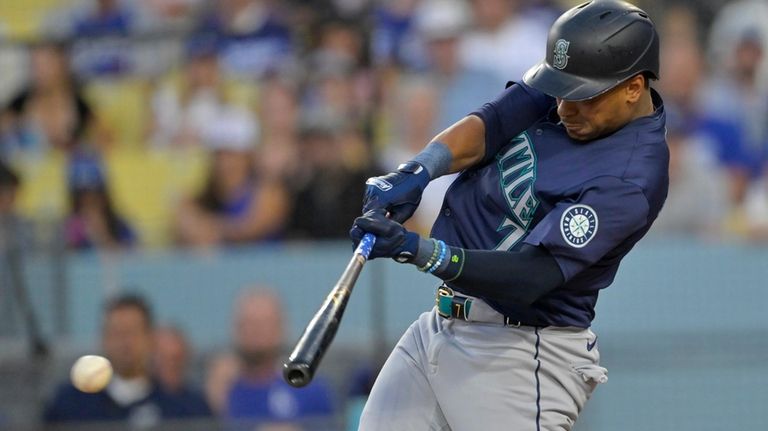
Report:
68,0,135,77
43,380,211,423
196,0,293,77
371,2,423,70
43,294,212,426
206,289,337,428
226,373,334,422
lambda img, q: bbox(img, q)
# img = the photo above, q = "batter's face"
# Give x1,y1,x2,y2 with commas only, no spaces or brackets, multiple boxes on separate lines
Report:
556,75,648,141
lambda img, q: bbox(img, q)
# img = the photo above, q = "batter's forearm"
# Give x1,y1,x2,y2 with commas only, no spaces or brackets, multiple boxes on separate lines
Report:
429,115,487,173
412,240,563,305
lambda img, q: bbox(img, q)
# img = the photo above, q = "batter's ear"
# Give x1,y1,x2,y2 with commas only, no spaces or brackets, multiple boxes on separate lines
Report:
624,74,646,103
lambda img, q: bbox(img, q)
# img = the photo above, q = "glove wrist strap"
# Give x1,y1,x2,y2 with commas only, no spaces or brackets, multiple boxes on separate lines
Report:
411,141,453,180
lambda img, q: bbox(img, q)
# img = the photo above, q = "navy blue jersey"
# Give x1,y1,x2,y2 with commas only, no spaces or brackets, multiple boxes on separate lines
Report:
431,83,669,328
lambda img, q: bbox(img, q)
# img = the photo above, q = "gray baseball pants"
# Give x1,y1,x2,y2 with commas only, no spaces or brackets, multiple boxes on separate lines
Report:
358,298,607,431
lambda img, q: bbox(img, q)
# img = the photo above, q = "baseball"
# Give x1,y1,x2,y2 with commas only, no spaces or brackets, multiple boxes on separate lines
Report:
70,355,113,393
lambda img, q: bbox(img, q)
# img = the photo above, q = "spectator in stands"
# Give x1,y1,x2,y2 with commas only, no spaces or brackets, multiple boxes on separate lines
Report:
196,0,294,78
405,0,501,233
255,75,300,181
286,114,373,239
43,293,212,425
0,160,31,257
173,108,290,246
413,0,499,132
370,0,422,69
655,5,751,212
701,27,767,182
149,34,231,149
459,0,551,86
0,41,104,158
152,325,210,409
66,0,135,77
303,18,372,126
64,152,136,250
0,157,33,248
649,109,731,237
206,288,335,426
0,160,21,222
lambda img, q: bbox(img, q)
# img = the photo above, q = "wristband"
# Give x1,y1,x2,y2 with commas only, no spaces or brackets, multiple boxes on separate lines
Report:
428,240,448,274
418,239,440,272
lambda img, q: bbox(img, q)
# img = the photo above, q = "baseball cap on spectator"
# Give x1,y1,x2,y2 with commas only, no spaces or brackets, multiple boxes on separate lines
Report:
68,152,107,191
414,0,470,41
200,107,259,152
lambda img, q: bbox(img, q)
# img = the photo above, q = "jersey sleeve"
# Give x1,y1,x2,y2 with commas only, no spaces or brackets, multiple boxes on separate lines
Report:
470,81,554,165
523,176,650,282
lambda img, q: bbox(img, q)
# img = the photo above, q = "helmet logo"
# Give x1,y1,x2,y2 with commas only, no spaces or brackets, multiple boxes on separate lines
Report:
553,39,571,70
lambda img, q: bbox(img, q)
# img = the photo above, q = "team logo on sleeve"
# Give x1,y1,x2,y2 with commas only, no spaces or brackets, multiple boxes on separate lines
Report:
560,204,598,248
553,39,571,70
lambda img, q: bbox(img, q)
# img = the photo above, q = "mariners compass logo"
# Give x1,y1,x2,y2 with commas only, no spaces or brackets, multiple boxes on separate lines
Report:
553,39,570,70
560,204,598,248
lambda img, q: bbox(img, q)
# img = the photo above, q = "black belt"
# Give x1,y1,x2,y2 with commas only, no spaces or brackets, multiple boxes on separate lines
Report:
436,286,542,327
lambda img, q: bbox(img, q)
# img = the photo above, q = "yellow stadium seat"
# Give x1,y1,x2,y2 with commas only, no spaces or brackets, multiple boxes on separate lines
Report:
84,78,151,150
105,148,208,248
224,78,261,111
0,0,77,41
14,151,68,220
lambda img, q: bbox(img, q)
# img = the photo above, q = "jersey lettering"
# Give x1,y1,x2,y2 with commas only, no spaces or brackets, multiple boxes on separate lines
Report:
495,133,539,250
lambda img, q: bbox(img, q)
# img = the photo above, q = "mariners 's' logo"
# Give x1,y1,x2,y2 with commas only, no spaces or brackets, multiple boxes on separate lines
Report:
553,39,570,70
560,204,598,248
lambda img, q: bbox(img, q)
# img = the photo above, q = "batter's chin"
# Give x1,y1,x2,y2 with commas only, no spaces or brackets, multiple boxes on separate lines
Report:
564,126,592,141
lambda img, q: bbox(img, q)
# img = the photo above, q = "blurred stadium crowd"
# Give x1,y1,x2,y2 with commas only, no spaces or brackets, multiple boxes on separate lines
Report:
0,0,766,253
1,0,768,429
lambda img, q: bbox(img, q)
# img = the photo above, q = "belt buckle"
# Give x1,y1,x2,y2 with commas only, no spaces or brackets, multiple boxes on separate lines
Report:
504,317,522,328
436,286,454,319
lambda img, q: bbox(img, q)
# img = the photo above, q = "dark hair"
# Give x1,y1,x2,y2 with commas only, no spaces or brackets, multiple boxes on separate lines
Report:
104,293,154,329
70,187,128,244
642,71,655,89
195,158,256,213
0,160,21,188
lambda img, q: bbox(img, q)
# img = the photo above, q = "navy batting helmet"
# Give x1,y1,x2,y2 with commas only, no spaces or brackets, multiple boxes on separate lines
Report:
523,0,659,101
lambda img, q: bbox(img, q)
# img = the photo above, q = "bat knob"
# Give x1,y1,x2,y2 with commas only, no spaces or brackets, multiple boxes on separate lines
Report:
283,362,312,388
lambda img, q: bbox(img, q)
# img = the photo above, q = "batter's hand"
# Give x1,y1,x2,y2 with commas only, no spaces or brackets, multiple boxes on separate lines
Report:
350,210,420,261
363,161,430,223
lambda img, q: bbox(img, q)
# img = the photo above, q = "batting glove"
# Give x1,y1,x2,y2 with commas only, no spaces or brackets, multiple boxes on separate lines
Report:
363,161,430,224
350,210,420,262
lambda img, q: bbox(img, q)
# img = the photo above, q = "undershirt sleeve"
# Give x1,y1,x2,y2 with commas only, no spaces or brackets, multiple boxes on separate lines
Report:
470,82,554,165
438,244,564,306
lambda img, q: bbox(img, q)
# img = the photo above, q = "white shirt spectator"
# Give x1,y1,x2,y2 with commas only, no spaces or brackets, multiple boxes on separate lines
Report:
459,11,550,86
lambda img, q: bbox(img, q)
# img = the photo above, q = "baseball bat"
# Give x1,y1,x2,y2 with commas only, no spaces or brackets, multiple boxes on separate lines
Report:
283,233,376,388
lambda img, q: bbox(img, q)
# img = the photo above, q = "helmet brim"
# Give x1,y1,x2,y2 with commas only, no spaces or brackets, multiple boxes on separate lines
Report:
522,62,623,101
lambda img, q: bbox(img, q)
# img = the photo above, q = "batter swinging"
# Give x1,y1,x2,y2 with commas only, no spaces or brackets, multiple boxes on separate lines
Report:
350,1,668,430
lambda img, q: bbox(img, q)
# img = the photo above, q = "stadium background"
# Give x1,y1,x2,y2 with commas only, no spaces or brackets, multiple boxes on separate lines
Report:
0,0,767,430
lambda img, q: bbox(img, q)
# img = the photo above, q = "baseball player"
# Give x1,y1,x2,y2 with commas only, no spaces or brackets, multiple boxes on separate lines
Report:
350,1,668,430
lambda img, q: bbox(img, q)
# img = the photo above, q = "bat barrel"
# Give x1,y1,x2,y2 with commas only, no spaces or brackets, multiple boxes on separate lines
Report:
284,363,312,387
